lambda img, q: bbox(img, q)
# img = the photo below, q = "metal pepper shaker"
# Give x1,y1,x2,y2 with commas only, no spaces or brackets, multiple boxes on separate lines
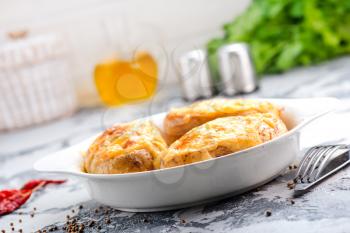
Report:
177,49,214,101
218,43,258,95
176,43,257,101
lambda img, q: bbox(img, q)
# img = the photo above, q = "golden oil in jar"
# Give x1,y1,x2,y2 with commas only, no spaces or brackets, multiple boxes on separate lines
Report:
94,52,158,106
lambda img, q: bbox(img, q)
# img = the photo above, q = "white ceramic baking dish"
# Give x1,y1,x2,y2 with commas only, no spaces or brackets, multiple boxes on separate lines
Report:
34,98,339,212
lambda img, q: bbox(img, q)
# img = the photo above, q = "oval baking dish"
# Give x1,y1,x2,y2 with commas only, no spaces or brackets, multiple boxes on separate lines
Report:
34,98,339,212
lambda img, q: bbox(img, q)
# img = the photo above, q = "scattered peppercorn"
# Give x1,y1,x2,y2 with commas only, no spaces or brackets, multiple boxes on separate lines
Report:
30,213,35,218
65,221,85,233
290,199,295,205
33,207,37,211
94,209,99,214
1,230,5,233
181,219,186,224
287,180,295,189
19,219,22,223
88,221,95,227
105,218,111,224
265,209,272,217
66,215,70,219
11,228,14,231
9,223,13,226
97,226,102,230
79,205,83,210
19,229,23,233
293,165,298,169
288,165,293,170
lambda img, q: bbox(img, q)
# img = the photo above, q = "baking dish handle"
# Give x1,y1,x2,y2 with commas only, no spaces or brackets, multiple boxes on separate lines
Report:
33,136,94,175
275,97,341,132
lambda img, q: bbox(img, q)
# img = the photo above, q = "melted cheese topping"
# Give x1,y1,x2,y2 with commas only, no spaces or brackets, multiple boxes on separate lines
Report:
84,120,168,174
161,113,288,168
164,98,282,143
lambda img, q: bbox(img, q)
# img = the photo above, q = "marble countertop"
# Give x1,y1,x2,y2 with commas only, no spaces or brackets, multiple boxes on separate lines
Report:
2,57,350,233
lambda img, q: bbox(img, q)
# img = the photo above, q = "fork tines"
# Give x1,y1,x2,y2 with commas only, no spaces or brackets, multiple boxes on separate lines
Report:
294,144,348,192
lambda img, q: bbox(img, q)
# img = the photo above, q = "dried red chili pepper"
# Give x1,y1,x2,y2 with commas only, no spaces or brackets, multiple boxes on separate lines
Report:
0,179,66,216
21,179,66,190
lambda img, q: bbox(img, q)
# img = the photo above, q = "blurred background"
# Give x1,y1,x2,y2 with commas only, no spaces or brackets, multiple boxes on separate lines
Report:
1,0,350,134
0,0,248,106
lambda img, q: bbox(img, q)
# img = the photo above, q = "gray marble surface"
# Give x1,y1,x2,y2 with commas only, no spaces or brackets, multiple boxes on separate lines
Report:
2,57,350,233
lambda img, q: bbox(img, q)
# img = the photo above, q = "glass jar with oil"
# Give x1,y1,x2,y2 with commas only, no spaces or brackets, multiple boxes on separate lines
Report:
94,51,157,106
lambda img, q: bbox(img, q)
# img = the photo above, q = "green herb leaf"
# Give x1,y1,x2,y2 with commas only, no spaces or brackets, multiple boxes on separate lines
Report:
207,0,350,75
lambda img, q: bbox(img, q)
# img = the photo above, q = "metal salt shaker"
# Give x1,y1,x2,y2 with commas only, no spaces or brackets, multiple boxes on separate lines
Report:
218,43,258,95
177,49,214,101
177,43,258,100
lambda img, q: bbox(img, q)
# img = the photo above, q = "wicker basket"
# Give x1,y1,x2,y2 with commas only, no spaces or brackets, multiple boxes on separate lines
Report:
0,34,77,131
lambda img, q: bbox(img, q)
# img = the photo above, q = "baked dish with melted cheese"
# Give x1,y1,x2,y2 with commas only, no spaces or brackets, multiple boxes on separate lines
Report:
163,98,282,143
83,99,288,174
84,120,168,174
161,113,288,168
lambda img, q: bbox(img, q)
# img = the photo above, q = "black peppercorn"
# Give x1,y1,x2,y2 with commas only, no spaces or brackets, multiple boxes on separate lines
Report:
265,210,272,217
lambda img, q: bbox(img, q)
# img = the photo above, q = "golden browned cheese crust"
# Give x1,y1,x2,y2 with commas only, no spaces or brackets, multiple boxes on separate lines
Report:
161,113,288,168
163,99,282,143
84,120,168,174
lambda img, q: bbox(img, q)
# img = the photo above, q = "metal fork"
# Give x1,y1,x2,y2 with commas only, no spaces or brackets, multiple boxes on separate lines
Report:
294,144,350,195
